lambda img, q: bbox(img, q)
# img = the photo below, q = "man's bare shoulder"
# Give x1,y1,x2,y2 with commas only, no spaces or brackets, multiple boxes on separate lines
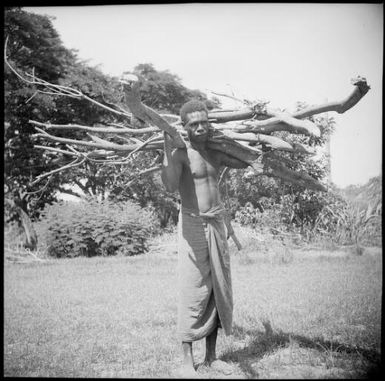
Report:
172,147,188,163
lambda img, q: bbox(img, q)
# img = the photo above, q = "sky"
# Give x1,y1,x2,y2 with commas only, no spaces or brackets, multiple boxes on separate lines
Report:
24,3,383,188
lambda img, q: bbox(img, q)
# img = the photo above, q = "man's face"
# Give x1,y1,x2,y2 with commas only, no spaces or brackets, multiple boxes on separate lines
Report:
184,111,210,143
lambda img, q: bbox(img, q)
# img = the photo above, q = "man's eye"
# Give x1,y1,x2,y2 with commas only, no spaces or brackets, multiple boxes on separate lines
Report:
187,121,209,129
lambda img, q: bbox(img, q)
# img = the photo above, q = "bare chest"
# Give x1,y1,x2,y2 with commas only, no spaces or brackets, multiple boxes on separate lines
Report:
186,149,219,180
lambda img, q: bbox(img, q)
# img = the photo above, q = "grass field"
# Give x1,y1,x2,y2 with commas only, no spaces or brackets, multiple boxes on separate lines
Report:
4,229,382,378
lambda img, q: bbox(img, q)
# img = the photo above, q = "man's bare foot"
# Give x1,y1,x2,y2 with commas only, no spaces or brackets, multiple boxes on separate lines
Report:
208,359,234,375
177,364,198,378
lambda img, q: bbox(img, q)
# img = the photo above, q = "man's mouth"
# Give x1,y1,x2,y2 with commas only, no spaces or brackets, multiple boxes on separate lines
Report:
188,130,208,142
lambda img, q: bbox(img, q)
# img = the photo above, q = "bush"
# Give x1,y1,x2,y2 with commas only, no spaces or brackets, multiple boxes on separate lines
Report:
35,198,160,258
233,190,374,245
245,189,382,246
235,201,286,233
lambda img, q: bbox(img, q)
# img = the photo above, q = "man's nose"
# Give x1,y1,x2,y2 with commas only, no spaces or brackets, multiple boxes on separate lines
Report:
196,123,205,132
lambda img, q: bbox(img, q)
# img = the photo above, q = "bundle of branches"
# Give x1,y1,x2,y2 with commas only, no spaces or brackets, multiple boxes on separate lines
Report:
5,45,370,191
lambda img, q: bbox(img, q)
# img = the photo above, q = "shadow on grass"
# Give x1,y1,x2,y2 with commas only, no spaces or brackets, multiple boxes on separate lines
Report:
220,321,382,379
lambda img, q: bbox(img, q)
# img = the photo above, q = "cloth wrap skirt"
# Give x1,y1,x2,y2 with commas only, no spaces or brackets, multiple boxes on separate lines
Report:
177,204,233,342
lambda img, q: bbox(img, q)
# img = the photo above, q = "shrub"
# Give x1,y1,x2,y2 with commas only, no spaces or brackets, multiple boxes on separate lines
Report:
235,201,286,233
35,198,160,258
233,189,382,246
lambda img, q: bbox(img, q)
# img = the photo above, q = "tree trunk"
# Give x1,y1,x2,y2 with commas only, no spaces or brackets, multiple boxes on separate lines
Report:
16,206,38,251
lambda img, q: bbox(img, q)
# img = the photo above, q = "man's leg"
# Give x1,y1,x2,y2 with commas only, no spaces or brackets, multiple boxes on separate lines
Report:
180,341,197,376
204,325,234,375
204,326,218,363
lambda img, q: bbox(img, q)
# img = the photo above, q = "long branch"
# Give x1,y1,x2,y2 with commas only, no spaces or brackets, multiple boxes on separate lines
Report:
29,120,159,135
220,130,294,152
208,76,370,124
293,76,370,118
32,127,138,151
120,155,326,192
120,75,186,148
32,126,313,160
262,156,326,192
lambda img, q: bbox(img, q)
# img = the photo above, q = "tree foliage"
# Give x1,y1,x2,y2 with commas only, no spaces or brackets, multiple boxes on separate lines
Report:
340,175,382,212
132,63,220,114
4,7,78,224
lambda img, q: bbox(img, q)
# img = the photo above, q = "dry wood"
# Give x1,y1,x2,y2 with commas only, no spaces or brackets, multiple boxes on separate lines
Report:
209,75,370,124
32,127,137,151
4,43,370,192
29,120,159,135
262,156,327,192
120,75,186,148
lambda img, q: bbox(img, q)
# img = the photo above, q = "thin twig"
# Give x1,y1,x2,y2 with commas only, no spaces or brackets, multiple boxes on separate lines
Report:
127,133,163,158
30,157,86,185
25,176,53,195
209,90,248,105
34,145,79,157
219,167,230,185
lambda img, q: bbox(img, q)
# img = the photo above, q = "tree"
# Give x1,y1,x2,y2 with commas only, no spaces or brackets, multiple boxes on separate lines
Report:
4,7,80,248
4,8,223,231
132,63,219,114
4,9,371,239
5,8,130,211
340,175,382,213
4,8,128,244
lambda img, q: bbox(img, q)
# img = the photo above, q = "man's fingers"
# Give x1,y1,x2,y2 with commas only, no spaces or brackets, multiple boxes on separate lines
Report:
119,73,139,84
164,131,173,141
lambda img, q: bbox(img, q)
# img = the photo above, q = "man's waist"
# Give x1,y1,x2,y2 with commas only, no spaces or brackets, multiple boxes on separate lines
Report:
181,204,227,220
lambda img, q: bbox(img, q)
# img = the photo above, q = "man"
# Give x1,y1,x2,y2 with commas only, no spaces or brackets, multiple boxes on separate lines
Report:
161,100,248,377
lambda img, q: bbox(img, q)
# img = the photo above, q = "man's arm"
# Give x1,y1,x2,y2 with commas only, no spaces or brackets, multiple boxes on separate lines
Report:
161,132,183,193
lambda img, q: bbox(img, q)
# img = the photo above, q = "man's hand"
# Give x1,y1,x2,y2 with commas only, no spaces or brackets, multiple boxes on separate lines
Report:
119,73,139,86
119,73,141,94
161,131,182,193
163,131,174,156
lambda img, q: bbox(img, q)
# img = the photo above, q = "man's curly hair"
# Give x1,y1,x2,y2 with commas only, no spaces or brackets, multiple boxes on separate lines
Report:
180,100,208,125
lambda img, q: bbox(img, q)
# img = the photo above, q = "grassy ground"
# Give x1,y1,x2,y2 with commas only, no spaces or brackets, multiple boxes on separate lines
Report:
4,228,382,378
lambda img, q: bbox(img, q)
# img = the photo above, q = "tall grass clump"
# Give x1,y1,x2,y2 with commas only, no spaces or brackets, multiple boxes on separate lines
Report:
324,202,382,247
35,198,160,258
